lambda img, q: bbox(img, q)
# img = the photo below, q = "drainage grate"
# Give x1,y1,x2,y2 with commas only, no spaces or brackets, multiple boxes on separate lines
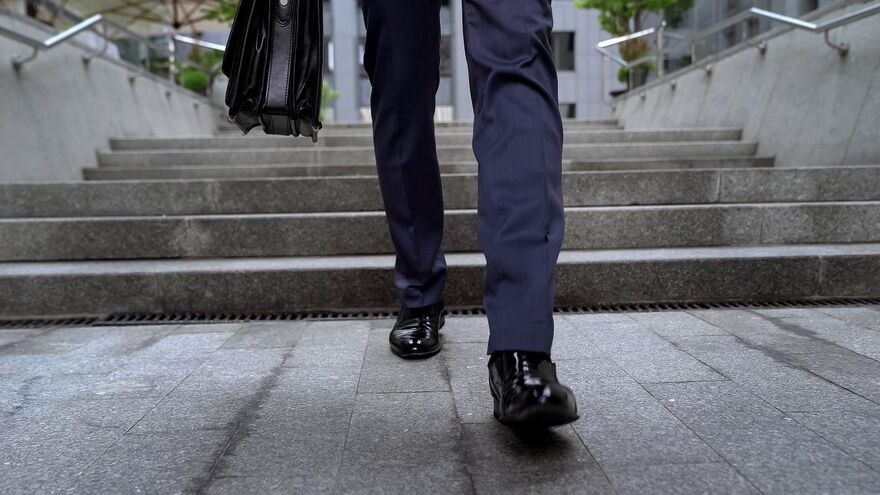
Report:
0,317,100,329
1,298,878,329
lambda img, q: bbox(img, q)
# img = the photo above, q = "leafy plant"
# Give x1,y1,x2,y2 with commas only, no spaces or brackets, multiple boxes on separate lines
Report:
575,0,693,72
321,81,339,122
617,60,655,84
178,67,210,93
174,46,224,94
574,0,693,37
203,0,240,23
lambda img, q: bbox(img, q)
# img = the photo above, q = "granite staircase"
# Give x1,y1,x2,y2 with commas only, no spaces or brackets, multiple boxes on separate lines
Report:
1,119,879,318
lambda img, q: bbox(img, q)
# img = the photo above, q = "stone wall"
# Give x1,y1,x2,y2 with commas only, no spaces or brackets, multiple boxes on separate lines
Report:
0,11,220,182
612,1,880,167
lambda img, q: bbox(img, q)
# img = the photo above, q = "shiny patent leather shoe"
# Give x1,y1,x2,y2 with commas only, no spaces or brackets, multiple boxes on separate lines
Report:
488,351,579,428
388,300,445,359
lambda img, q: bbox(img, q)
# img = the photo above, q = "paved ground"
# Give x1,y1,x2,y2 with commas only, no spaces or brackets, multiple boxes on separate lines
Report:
2,307,880,494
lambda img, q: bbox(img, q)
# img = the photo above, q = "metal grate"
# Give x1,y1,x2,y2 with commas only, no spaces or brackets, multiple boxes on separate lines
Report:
1,298,878,329
0,316,100,329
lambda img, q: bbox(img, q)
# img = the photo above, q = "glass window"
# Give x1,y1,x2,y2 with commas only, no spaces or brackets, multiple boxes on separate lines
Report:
559,103,576,119
552,32,575,71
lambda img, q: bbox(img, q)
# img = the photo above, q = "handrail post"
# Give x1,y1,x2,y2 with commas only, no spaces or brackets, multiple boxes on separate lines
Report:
656,21,666,78
593,2,880,90
167,27,177,84
823,31,849,56
9,13,103,69
81,22,109,64
12,47,39,70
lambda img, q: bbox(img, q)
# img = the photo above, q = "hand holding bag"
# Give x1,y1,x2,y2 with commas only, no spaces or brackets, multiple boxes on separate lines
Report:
222,0,324,141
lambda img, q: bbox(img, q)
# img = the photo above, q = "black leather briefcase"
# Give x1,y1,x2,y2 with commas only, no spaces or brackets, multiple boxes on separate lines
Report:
222,0,323,141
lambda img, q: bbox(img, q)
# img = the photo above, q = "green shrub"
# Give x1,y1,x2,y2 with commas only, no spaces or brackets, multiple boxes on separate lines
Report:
178,67,210,93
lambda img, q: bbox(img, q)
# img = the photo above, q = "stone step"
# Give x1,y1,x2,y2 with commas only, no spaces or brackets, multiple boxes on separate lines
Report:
110,128,744,150
218,123,623,137
2,201,878,261
5,166,880,218
324,119,622,128
81,156,775,180
2,243,877,318
95,142,760,167
216,118,621,133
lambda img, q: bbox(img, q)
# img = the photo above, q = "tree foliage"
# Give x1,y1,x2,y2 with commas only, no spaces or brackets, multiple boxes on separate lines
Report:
56,0,240,30
203,0,239,23
574,0,692,35
575,0,692,63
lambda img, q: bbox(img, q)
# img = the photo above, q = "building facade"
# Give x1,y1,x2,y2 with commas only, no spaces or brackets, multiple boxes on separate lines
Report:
323,0,623,123
12,0,839,124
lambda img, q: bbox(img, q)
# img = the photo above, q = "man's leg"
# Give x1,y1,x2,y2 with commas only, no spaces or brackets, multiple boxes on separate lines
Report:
362,0,447,359
462,0,577,427
361,0,447,309
461,0,565,354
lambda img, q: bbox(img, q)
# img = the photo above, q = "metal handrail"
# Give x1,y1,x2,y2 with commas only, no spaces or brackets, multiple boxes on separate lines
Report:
0,13,109,68
686,3,880,58
595,1,880,84
595,26,660,69
0,11,215,74
174,34,226,53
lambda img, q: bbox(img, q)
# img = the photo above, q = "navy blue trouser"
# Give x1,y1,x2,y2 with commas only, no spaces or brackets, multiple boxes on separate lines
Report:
361,0,565,354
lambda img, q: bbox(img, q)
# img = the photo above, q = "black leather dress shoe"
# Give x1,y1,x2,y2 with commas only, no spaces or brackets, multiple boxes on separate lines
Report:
488,351,579,428
388,300,445,359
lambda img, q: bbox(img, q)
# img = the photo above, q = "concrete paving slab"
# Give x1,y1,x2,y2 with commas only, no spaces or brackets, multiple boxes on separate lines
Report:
441,342,489,361
462,422,615,494
751,308,880,361
214,404,353,480
684,309,880,409
435,315,490,343
573,320,725,384
282,320,369,369
204,475,337,495
129,389,257,433
67,430,229,494
645,381,880,492
0,328,53,351
0,309,879,493
550,316,608,361
570,379,721,467
626,311,730,342
336,392,472,494
789,409,880,471
444,356,494,424
603,463,759,495
815,306,880,332
0,422,124,494
357,328,450,393
221,321,309,349
16,370,185,402
731,458,880,495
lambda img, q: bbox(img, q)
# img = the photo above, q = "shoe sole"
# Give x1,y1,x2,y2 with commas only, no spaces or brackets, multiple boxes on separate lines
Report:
390,314,446,360
491,387,579,428
494,407,580,428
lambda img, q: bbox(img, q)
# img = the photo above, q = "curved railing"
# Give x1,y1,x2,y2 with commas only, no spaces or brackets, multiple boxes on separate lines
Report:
0,8,224,95
595,1,880,93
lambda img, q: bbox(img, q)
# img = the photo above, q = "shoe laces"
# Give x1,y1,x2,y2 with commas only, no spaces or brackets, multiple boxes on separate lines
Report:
397,312,436,337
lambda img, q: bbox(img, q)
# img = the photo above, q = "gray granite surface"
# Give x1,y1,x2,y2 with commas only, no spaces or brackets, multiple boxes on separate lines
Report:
1,307,879,494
